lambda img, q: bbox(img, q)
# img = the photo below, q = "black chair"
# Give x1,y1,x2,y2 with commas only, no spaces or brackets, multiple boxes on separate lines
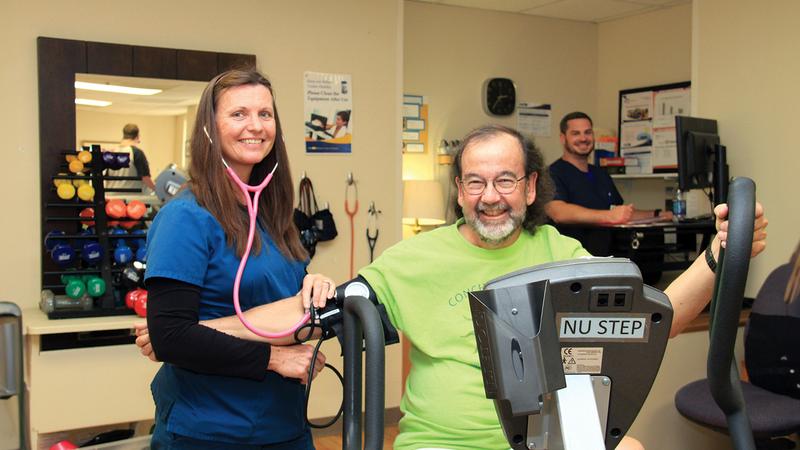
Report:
675,261,800,449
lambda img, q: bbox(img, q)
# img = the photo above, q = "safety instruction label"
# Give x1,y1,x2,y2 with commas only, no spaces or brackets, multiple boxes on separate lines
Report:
561,347,603,374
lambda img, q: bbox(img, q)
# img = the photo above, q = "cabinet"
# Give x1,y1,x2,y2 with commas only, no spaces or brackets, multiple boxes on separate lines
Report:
23,309,158,450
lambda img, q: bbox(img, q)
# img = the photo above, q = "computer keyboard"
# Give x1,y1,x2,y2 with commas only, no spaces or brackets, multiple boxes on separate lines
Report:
679,214,714,223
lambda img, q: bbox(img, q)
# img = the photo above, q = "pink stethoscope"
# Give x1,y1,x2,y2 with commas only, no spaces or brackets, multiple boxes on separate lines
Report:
205,126,310,338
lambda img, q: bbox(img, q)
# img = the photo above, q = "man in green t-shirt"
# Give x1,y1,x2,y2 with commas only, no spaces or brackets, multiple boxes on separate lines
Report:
356,124,766,450
136,124,767,450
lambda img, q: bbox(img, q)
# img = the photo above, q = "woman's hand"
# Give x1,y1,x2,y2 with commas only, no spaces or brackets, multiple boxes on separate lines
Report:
134,322,159,362
713,202,767,257
268,344,326,384
299,273,336,311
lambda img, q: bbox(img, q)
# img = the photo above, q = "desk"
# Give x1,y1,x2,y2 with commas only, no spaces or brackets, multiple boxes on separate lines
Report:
558,220,715,284
609,220,716,272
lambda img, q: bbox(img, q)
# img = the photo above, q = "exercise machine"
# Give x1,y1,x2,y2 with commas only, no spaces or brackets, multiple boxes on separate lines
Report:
1,301,27,450
468,177,757,449
470,258,672,450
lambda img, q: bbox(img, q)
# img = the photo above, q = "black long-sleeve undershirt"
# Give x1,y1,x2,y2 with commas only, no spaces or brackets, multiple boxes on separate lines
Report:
145,276,270,381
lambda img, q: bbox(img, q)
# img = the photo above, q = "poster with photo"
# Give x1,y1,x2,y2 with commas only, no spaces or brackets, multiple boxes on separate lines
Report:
304,71,352,153
617,82,690,172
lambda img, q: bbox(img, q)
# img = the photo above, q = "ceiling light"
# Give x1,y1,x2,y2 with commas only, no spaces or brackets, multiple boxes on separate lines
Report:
75,81,162,96
75,98,112,107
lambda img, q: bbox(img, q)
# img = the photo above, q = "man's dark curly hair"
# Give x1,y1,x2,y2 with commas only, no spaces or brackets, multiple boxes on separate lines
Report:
451,124,554,234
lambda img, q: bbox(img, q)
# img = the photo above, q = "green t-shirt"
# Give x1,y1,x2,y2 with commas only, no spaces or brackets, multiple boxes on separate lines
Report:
359,220,589,450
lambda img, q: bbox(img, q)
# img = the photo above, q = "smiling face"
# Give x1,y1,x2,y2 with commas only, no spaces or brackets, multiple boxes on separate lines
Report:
561,117,594,159
215,83,276,180
456,133,537,249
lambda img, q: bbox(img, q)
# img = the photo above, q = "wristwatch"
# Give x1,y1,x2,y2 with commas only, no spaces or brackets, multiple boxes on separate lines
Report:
705,245,717,272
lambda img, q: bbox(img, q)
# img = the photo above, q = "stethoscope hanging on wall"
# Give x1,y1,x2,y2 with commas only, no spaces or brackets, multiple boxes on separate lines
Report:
366,201,381,263
344,172,359,278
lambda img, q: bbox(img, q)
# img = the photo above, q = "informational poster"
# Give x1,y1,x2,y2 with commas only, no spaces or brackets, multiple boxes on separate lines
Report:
402,94,428,153
618,82,690,172
517,103,551,137
304,71,352,153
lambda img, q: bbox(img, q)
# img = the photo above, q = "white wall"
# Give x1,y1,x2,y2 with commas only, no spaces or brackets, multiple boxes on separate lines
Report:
0,0,404,421
76,110,180,177
693,0,800,291
596,4,693,209
628,330,745,450
403,1,598,219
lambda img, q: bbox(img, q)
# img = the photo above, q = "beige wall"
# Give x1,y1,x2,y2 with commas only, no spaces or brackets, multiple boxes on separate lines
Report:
76,110,181,178
596,3,692,209
0,0,403,421
693,0,800,292
628,330,745,450
403,1,598,221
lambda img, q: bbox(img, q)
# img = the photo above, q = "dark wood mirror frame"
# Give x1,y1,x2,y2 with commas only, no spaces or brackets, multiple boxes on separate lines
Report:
37,36,255,311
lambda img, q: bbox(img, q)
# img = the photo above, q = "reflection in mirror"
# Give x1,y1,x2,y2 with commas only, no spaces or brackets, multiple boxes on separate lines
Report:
75,74,206,202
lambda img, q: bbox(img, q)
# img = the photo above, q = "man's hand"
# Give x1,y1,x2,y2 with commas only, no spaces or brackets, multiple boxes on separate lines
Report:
134,322,158,362
268,344,326,384
606,204,634,224
713,202,767,257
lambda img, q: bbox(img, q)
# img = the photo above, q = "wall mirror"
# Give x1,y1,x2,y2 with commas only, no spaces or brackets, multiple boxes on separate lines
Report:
37,36,255,311
75,73,206,174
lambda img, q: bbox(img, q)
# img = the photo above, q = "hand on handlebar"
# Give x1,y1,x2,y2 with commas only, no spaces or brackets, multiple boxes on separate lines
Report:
713,202,767,257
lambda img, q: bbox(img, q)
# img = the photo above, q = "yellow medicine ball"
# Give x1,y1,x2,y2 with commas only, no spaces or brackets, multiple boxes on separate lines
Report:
57,183,75,200
77,150,92,164
68,159,84,174
77,184,95,202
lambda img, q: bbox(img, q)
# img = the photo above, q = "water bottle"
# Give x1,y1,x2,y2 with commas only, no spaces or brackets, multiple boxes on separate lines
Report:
673,189,686,221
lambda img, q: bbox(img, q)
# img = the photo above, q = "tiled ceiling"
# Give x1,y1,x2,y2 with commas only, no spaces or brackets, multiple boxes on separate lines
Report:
412,0,691,23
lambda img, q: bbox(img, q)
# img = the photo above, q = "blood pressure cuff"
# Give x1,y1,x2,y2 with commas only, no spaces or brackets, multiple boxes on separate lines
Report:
316,276,399,348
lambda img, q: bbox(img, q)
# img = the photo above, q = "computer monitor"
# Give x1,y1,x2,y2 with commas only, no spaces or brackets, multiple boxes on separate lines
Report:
675,116,728,205
305,113,328,132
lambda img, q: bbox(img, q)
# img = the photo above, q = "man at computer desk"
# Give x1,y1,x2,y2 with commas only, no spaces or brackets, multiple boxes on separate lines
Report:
545,111,673,257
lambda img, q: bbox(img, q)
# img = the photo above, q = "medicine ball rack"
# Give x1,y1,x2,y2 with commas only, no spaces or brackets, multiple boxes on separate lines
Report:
42,144,151,319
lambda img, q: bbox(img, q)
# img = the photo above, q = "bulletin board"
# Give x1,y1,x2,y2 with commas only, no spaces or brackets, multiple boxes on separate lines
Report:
402,94,428,153
617,81,690,173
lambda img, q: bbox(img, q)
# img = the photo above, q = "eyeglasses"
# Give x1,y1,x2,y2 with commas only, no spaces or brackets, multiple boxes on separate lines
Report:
459,175,527,195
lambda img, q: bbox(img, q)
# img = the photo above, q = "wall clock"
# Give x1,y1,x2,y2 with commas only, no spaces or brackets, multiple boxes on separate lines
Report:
482,77,516,116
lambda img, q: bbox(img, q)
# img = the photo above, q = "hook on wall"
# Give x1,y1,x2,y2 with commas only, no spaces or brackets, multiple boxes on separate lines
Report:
346,172,355,185
368,201,382,216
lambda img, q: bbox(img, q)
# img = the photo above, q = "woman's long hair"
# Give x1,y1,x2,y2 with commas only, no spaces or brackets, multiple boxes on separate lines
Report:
188,69,307,260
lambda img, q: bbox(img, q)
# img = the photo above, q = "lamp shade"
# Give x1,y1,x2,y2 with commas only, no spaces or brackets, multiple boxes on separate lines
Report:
402,180,446,227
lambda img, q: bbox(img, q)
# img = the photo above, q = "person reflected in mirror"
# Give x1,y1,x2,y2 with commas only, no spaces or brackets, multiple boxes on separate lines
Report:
105,123,156,193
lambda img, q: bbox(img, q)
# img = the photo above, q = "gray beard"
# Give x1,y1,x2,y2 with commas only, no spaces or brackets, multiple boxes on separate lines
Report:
465,203,525,245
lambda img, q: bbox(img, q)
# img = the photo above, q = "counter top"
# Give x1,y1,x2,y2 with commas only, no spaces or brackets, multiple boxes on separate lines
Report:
22,308,145,335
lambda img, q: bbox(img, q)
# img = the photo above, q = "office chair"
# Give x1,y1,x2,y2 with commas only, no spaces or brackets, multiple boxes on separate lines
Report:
675,261,800,449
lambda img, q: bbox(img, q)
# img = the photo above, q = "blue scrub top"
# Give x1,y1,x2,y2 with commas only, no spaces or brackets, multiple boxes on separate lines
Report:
548,158,624,256
549,158,623,209
145,190,309,444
